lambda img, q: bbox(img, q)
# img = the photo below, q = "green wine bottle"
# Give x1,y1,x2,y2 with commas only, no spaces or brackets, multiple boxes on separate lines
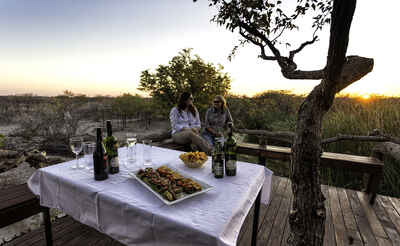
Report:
104,120,119,174
214,141,224,178
94,128,108,181
224,122,237,176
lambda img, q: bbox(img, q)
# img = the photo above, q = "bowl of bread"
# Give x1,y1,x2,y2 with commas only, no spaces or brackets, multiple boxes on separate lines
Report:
179,151,208,168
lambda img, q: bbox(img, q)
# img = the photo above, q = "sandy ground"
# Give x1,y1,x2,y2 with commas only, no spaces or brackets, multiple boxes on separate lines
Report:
0,119,170,245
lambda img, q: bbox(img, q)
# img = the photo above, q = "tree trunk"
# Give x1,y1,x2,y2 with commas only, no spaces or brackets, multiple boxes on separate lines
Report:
288,84,333,245
288,1,361,245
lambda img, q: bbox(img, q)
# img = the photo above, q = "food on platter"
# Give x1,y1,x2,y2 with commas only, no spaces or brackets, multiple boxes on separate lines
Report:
136,166,202,201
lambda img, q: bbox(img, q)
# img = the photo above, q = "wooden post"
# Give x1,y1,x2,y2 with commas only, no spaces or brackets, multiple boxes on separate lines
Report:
258,137,267,167
367,148,385,205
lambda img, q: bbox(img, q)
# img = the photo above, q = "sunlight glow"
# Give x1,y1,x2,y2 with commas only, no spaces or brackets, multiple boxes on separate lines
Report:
362,94,370,100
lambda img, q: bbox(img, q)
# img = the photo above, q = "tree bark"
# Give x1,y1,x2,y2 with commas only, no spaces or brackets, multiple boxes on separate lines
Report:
372,142,400,163
288,1,361,245
288,84,331,245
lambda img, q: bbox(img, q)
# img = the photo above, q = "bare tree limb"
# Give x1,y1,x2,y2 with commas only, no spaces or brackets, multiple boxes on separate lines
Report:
236,21,326,80
238,29,276,61
289,36,318,61
281,68,325,80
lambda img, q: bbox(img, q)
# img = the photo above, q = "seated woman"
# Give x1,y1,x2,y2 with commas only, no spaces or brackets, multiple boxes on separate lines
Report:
202,95,233,147
169,92,211,154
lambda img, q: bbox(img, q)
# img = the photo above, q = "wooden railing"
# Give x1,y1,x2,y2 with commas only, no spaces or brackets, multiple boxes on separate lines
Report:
236,142,384,204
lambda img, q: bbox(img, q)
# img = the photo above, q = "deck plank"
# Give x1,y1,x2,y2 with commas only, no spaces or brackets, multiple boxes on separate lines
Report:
346,189,379,246
322,185,336,246
336,188,363,245
267,181,292,246
356,191,387,239
379,196,400,237
388,197,400,216
279,186,293,246
371,196,400,245
255,176,290,245
329,186,348,246
237,175,281,245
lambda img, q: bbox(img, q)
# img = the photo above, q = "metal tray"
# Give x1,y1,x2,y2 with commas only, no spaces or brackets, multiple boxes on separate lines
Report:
128,164,213,206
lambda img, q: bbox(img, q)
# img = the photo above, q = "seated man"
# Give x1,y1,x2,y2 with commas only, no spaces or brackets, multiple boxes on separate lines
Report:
169,92,211,154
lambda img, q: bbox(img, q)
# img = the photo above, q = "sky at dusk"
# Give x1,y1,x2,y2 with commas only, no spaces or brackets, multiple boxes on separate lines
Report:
0,0,399,97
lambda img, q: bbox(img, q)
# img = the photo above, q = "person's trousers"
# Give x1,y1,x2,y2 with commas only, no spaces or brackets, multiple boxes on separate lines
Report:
172,130,211,154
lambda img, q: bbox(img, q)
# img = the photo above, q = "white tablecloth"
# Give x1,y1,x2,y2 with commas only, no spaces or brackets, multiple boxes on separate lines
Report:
28,144,273,246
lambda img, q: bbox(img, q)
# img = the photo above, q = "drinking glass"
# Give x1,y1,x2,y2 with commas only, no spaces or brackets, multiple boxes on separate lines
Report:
126,133,137,163
83,142,96,171
70,137,83,169
142,139,152,167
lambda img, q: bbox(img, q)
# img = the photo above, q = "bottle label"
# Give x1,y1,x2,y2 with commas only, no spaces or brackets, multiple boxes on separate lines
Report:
226,160,236,170
215,162,223,175
110,157,119,167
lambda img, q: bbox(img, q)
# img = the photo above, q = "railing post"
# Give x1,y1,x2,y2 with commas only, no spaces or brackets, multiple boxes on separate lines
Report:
366,149,385,205
258,137,267,167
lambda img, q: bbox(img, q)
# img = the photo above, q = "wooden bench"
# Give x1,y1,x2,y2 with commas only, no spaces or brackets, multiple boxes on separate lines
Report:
0,184,122,246
237,142,384,204
153,138,190,152
0,184,53,245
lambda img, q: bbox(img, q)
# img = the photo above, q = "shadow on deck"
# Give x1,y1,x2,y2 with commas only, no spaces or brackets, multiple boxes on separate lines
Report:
238,175,400,246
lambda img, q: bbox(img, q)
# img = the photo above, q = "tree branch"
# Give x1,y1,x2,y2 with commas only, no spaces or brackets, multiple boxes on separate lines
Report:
281,68,325,80
334,55,374,93
289,36,318,61
238,21,325,80
238,29,276,60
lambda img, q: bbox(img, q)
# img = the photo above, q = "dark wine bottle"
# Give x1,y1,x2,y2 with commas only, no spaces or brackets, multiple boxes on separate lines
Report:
94,128,108,181
224,122,237,176
105,120,119,174
214,141,224,178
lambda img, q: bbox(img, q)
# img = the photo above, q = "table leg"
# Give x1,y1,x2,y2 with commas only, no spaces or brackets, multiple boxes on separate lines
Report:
251,188,262,246
42,206,53,246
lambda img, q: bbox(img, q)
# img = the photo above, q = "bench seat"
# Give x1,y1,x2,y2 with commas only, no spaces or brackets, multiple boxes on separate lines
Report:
4,216,124,246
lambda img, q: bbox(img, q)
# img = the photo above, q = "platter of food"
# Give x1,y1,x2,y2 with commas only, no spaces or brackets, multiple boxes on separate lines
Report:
129,165,213,205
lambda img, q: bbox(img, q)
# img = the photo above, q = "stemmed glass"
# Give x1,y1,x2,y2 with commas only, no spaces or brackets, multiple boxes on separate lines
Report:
126,133,137,148
70,137,83,169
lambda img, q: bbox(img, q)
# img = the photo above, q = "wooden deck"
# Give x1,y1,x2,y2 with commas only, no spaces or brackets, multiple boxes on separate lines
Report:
237,175,400,246
4,216,124,246
4,175,400,246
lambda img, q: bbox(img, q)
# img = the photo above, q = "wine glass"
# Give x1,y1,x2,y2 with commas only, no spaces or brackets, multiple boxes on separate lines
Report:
70,137,83,169
142,139,152,167
126,133,137,147
126,132,137,161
